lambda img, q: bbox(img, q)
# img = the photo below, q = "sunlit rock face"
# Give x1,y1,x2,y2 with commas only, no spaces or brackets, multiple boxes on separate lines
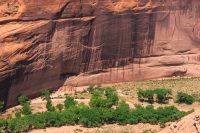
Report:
0,0,200,107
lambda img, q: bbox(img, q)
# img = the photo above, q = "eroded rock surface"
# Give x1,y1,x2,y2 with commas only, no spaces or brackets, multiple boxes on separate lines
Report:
160,110,200,133
1,0,200,107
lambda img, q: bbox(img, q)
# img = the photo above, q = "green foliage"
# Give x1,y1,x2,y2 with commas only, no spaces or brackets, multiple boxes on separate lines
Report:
79,108,104,127
176,92,195,104
1,103,192,133
15,110,22,118
64,97,76,109
18,96,28,105
137,89,154,103
87,85,104,95
154,88,172,103
18,96,32,115
41,89,51,99
87,85,95,94
137,88,172,104
105,87,119,105
89,87,119,108
0,119,7,133
46,100,55,112
22,103,32,115
42,89,55,112
56,104,64,112
114,101,130,125
137,89,146,101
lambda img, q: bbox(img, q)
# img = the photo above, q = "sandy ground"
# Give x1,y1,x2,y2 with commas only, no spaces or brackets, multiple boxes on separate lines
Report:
30,124,160,133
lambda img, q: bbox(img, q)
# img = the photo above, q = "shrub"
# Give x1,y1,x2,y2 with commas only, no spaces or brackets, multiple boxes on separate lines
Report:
18,96,32,115
41,89,51,99
100,108,115,124
114,100,130,125
137,89,154,103
105,87,119,105
15,110,22,118
137,89,146,102
87,85,95,93
154,88,172,103
56,104,64,112
42,89,55,112
145,90,154,103
22,104,32,115
7,116,32,133
87,85,104,95
46,100,55,112
89,95,114,108
176,92,195,104
138,88,172,104
89,95,105,108
0,119,7,132
64,97,76,109
79,108,105,127
89,87,119,108
18,96,28,105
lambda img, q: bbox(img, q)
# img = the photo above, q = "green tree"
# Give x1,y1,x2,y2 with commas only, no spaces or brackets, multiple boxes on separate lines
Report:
56,104,64,112
144,90,154,103
87,85,95,94
15,110,22,118
176,92,195,104
154,88,172,103
89,87,119,108
105,87,119,105
0,119,7,133
64,97,76,109
137,89,146,102
114,100,130,125
42,89,55,112
18,96,32,115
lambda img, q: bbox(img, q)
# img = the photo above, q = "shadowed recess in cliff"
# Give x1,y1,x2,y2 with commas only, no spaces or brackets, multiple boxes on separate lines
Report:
0,78,12,109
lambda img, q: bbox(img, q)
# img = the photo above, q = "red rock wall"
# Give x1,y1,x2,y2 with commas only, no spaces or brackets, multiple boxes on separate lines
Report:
1,0,200,107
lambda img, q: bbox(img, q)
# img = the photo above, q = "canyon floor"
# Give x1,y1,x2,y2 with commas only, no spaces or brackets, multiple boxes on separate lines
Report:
2,77,200,133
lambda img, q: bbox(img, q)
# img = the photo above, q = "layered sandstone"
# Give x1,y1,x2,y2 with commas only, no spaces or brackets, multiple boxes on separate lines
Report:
1,0,200,107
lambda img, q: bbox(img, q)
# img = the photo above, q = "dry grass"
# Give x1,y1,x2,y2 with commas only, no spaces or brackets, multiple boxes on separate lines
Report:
115,77,200,98
113,77,200,111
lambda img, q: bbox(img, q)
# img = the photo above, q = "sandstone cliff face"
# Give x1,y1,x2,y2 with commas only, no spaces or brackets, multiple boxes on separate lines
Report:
1,0,200,107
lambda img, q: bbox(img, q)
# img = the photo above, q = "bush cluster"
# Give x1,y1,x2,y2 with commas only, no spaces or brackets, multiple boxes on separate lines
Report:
0,104,192,132
64,97,76,109
138,88,172,103
176,92,195,104
154,88,172,103
89,86,118,108
42,89,55,112
18,96,32,115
